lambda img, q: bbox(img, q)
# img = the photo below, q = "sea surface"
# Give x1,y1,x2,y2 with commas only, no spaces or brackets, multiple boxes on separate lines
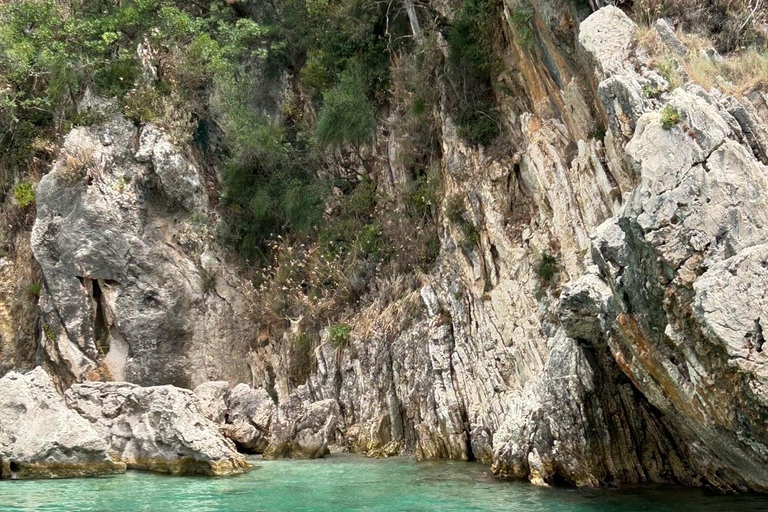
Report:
2,454,767,511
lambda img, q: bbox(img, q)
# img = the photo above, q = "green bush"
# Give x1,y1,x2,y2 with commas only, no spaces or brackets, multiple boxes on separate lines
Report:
446,0,501,146
588,124,607,140
538,253,558,283
455,102,500,147
356,222,385,260
315,66,377,154
407,168,439,220
460,222,480,248
653,58,683,90
509,5,535,48
28,281,42,297
123,87,163,124
329,323,352,347
13,182,35,208
445,195,467,225
660,105,683,130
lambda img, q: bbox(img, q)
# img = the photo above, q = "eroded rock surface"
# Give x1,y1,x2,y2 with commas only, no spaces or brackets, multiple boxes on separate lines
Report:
221,384,275,454
0,368,125,479
31,107,253,389
65,381,249,476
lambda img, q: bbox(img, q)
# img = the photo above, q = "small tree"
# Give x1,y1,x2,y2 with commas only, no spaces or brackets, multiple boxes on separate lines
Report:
315,66,377,160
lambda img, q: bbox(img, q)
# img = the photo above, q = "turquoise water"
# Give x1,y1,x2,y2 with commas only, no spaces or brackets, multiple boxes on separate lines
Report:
1,455,767,511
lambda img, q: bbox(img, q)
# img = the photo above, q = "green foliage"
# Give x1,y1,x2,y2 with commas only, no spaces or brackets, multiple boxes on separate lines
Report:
653,58,683,90
455,101,501,147
27,281,41,297
13,181,35,208
538,253,558,283
460,222,480,248
329,323,351,347
445,0,501,146
315,66,377,152
445,194,481,249
0,0,267,194
445,195,467,224
43,324,55,342
0,0,420,269
214,72,326,260
588,124,607,140
123,87,162,124
641,83,661,99
509,5,535,49
661,105,683,129
318,180,377,259
406,168,439,220
355,222,385,260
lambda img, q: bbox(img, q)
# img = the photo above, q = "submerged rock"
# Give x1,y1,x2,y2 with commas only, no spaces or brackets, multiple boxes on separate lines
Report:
65,381,249,476
0,368,125,479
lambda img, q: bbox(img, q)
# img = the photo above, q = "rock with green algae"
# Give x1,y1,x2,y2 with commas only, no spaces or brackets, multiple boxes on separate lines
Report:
0,367,126,479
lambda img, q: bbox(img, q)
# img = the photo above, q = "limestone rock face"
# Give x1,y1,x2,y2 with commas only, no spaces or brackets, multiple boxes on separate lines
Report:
585,110,768,490
221,384,275,454
64,381,249,476
195,381,337,459
0,368,125,479
266,392,339,459
578,5,638,76
194,381,231,424
30,111,253,388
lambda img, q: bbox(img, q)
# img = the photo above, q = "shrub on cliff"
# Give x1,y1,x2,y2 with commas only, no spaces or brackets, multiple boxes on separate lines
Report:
13,182,35,209
445,0,501,146
315,67,377,156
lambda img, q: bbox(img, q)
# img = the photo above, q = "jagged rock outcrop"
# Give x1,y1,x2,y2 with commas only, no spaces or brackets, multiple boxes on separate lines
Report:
544,6,768,492
194,381,339,459
0,368,126,479
65,381,249,475
194,380,231,424
221,384,275,454
30,100,254,389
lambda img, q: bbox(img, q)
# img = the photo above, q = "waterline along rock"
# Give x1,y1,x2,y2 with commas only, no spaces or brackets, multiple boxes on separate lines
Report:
3,0,768,494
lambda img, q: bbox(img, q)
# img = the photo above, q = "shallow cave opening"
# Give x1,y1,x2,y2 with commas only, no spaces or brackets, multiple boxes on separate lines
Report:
91,279,110,355
755,318,765,353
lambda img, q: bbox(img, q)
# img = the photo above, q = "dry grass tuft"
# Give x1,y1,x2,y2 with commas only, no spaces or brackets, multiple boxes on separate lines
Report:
639,20,768,96
58,142,99,186
623,0,768,52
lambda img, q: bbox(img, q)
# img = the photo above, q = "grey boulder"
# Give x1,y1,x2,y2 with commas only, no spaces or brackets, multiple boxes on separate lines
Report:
0,368,125,479
65,381,249,475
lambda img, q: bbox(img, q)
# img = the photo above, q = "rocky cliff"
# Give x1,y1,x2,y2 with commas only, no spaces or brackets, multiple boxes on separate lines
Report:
3,1,768,492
